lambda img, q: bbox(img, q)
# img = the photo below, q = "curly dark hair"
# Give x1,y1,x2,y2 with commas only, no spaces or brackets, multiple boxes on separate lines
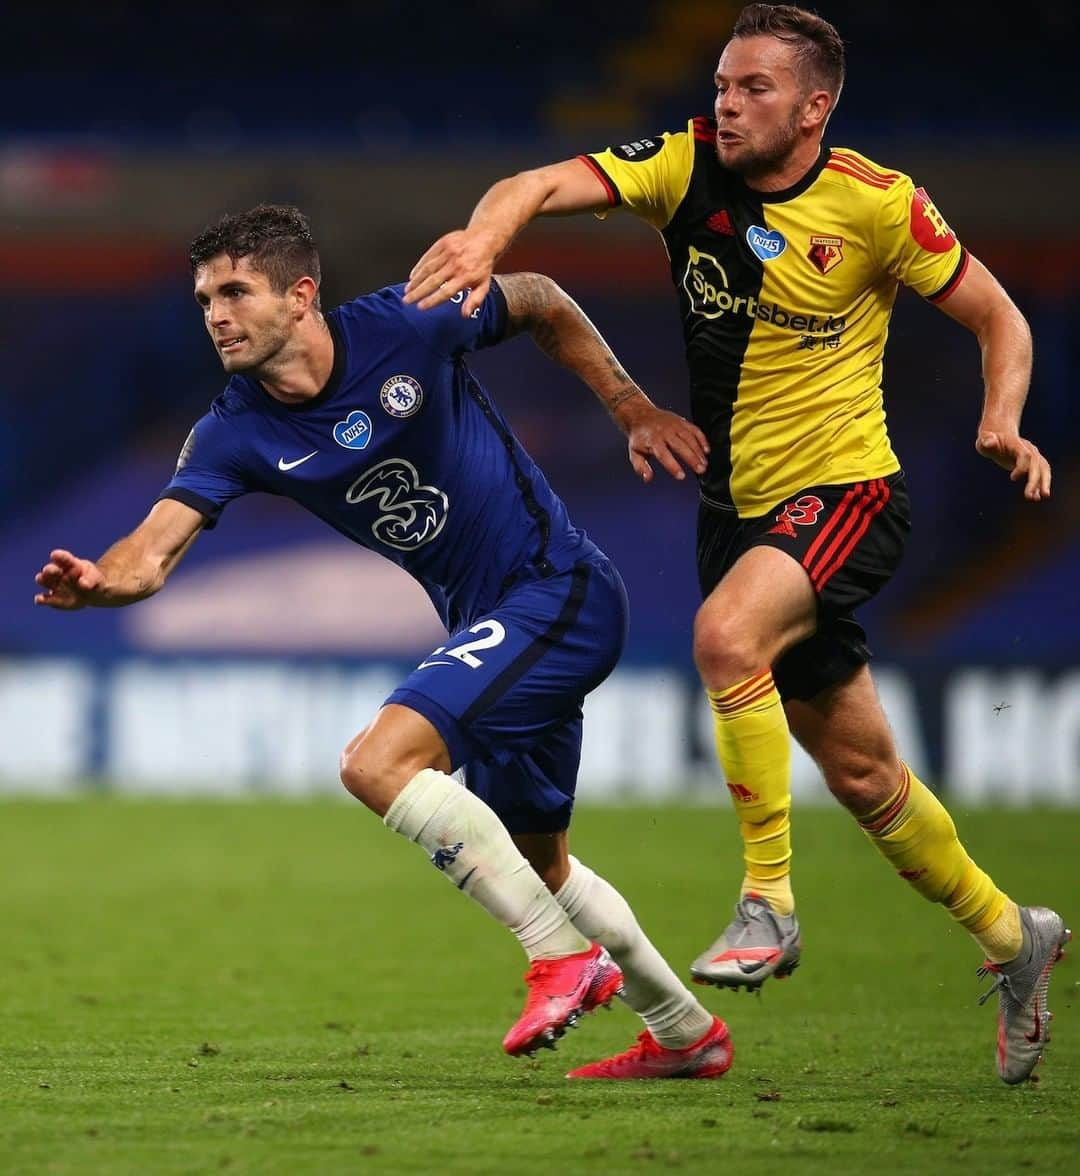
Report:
189,204,322,307
732,4,845,97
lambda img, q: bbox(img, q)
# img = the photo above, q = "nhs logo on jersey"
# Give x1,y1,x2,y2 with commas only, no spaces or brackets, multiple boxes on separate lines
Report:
334,410,373,450
746,225,787,262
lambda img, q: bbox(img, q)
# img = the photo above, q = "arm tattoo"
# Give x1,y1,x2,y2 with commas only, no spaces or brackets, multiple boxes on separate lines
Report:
499,272,644,416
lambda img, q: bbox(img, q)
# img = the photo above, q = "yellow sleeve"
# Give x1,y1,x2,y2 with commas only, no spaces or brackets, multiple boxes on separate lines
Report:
581,120,696,231
875,175,966,299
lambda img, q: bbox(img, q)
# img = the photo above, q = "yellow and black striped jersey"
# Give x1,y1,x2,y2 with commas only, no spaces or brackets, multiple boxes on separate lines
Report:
581,118,968,517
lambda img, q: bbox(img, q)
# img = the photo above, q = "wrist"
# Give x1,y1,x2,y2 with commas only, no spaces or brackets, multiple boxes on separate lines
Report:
609,387,650,430
978,417,1019,437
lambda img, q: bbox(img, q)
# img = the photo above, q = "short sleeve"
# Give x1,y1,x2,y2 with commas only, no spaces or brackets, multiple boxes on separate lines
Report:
876,176,968,302
395,280,508,357
157,406,250,529
579,122,697,230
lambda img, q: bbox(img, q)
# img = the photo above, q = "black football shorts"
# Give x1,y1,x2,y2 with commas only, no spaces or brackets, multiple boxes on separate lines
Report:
697,472,911,701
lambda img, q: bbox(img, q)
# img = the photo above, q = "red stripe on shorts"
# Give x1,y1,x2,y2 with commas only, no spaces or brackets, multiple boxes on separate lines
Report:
810,479,891,591
801,483,863,573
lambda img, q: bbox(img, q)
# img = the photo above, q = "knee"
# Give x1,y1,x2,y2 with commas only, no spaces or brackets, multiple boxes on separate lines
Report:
693,607,763,688
339,725,414,813
339,724,378,802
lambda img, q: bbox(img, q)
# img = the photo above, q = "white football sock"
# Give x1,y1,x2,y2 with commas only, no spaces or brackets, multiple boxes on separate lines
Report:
555,855,713,1049
384,768,589,961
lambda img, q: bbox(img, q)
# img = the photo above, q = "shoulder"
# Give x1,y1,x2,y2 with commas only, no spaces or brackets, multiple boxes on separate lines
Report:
821,147,911,198
589,118,701,166
332,287,403,329
212,379,258,419
690,115,716,145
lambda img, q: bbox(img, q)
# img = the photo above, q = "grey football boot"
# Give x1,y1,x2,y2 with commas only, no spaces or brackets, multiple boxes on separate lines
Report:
977,905,1070,1084
691,893,801,991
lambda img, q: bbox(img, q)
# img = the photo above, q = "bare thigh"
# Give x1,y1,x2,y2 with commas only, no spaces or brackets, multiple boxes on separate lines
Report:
694,545,817,689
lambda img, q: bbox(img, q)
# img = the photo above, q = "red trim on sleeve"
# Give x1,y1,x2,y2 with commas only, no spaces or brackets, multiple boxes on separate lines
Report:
927,248,970,303
576,154,620,207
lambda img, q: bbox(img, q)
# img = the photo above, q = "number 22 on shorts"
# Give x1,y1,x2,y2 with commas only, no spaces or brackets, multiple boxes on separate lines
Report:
417,620,507,670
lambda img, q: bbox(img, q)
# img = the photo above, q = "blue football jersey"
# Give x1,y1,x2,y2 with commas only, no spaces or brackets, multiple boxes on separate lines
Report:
161,281,600,633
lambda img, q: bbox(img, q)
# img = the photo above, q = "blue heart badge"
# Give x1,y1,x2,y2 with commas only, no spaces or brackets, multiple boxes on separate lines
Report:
746,225,787,262
333,409,373,450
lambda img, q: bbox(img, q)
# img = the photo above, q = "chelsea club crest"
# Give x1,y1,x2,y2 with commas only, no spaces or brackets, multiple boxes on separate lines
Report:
380,375,424,418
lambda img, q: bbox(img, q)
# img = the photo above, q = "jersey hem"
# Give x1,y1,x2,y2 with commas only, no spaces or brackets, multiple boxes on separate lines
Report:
730,462,904,520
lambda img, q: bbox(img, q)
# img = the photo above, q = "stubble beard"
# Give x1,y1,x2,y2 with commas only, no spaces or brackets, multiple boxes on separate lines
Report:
221,321,290,380
718,105,803,181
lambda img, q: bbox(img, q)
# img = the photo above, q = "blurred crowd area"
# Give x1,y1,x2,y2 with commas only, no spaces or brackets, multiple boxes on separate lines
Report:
3,1,1078,667
3,1,1077,146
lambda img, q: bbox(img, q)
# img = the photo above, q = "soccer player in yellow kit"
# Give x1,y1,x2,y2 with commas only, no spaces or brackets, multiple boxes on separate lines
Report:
404,4,1069,1085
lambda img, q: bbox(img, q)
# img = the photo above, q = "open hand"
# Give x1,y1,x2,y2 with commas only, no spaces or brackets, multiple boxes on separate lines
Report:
626,405,710,483
404,229,499,316
975,431,1051,501
34,549,105,609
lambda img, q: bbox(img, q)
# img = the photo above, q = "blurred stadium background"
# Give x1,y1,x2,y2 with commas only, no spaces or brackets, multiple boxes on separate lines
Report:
3,1,1078,804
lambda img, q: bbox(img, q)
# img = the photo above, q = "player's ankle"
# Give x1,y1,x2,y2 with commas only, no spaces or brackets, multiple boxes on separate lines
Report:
741,875,794,916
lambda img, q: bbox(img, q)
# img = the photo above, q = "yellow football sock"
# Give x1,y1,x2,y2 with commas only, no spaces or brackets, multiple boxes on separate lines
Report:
859,763,1022,962
707,670,794,916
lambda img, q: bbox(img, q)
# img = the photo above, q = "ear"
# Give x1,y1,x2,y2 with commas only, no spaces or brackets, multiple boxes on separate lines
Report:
290,275,319,316
802,88,833,131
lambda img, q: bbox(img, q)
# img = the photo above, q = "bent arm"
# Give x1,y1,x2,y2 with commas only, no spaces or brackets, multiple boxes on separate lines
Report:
497,272,707,482
498,272,647,424
405,159,609,315
34,498,205,610
937,255,1032,435
935,255,1049,499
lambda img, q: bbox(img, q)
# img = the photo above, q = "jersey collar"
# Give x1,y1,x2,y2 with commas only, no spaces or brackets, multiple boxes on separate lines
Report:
743,146,830,204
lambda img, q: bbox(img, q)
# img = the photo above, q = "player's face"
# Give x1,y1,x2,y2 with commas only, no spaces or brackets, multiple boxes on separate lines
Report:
713,35,808,179
193,254,294,374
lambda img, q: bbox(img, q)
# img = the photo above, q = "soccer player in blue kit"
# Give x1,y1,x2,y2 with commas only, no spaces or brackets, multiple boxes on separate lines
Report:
34,204,733,1079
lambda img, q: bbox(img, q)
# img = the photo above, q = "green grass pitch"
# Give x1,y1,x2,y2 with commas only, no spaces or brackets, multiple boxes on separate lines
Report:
1,798,1076,1174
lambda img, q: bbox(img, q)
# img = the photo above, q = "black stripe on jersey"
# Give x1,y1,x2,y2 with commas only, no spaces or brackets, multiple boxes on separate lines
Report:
157,486,223,529
662,127,768,506
461,369,555,581
460,563,590,725
577,154,621,207
927,247,970,303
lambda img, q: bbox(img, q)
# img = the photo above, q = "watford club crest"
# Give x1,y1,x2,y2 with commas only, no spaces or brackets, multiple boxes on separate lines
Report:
808,235,844,274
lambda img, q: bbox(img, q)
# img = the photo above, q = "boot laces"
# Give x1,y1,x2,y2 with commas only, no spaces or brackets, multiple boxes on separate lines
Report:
976,960,1013,1007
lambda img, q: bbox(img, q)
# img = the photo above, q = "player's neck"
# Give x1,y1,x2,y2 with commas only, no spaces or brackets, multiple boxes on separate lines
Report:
257,316,334,405
744,140,823,194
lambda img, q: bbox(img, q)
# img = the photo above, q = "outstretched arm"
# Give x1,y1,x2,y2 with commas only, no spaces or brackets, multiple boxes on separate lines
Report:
496,272,708,483
405,159,609,317
34,498,205,610
936,255,1049,501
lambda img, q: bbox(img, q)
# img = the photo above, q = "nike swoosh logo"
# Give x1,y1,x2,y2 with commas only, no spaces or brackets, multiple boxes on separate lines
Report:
277,451,319,471
417,658,454,670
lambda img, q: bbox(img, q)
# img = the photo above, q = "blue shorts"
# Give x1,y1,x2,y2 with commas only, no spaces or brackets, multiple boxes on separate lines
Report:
386,555,628,833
